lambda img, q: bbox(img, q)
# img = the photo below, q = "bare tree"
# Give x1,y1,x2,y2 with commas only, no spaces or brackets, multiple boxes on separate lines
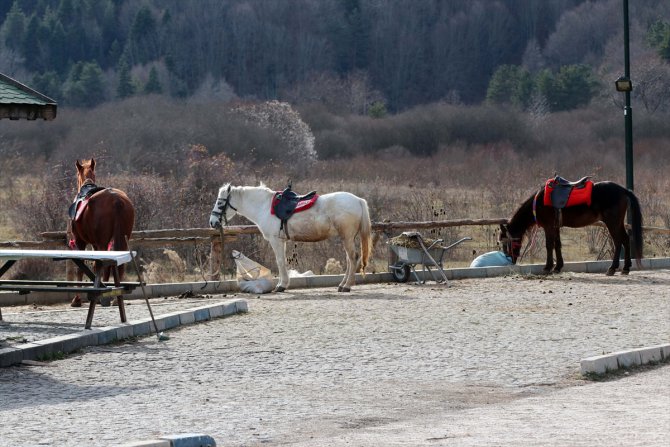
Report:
543,0,620,67
233,100,317,171
634,57,670,114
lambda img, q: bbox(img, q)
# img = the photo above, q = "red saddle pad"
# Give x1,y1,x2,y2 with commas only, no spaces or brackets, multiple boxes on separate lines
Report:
270,193,319,215
543,179,593,207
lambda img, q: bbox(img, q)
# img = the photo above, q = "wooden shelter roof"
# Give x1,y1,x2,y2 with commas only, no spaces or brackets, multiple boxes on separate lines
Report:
0,72,57,121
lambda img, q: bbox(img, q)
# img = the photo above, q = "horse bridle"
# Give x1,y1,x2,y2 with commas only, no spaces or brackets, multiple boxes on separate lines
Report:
212,185,238,226
505,238,523,260
499,225,523,263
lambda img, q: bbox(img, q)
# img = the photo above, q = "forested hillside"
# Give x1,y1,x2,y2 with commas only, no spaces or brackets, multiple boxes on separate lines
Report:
1,0,670,269
1,0,669,112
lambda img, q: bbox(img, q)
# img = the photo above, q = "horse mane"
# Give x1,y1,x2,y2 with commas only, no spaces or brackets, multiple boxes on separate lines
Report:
219,182,274,198
508,191,536,238
218,183,230,196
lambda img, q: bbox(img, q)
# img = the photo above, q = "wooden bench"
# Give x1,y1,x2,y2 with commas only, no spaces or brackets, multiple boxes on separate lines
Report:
0,249,140,329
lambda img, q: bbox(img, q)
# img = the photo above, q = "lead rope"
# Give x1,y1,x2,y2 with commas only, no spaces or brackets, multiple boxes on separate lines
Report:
518,225,538,262
219,224,226,280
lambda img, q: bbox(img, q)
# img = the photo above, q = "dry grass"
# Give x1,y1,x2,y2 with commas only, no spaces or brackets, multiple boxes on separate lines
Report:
1,100,669,280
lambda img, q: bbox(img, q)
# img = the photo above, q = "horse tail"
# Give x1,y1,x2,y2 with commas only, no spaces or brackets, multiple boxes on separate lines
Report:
625,188,643,265
358,198,372,275
110,195,133,252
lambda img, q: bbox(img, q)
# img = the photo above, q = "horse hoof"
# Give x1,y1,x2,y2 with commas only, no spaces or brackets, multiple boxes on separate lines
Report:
100,297,112,307
621,270,630,276
70,297,82,307
606,268,616,276
337,286,343,292
339,287,351,293
274,286,286,293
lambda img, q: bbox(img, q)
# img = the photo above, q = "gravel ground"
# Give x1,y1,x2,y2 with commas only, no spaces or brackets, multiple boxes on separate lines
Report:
0,269,668,446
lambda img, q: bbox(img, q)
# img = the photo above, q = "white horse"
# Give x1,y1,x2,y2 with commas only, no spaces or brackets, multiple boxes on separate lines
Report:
209,183,372,292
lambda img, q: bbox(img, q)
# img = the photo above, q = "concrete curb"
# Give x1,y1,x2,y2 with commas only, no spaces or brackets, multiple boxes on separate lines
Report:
2,257,669,305
116,433,216,447
580,344,670,376
0,299,248,368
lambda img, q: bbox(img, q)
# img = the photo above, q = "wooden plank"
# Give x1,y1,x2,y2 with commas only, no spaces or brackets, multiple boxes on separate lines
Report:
372,219,508,232
40,226,261,240
128,236,237,246
0,249,134,264
0,280,140,287
29,221,670,248
0,285,129,294
0,240,64,249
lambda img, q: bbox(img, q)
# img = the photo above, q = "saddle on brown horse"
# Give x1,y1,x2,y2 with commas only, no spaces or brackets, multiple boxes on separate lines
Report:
68,182,106,221
69,159,135,307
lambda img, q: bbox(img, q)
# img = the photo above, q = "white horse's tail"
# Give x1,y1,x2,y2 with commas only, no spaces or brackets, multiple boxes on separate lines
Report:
359,198,372,275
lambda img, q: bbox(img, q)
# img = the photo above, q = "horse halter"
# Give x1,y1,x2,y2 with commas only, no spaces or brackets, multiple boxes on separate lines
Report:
506,238,523,263
212,185,238,226
499,226,522,263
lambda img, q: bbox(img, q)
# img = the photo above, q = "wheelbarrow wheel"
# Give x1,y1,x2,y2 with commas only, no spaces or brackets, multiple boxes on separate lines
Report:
391,263,411,282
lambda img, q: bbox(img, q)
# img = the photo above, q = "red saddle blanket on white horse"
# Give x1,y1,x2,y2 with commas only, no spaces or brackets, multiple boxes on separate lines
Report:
270,193,319,216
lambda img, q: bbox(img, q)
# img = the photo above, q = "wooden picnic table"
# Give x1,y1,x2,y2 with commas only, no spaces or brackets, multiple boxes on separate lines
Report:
0,249,140,329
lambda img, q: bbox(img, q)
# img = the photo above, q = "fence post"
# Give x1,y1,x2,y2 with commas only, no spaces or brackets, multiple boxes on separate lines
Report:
209,234,222,281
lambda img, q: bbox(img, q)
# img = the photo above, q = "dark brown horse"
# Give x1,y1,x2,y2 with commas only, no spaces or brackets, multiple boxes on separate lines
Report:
70,158,135,306
499,180,642,275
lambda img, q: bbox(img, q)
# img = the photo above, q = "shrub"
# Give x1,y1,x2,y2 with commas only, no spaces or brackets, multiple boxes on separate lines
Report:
6,165,72,239
143,249,187,283
5,258,60,281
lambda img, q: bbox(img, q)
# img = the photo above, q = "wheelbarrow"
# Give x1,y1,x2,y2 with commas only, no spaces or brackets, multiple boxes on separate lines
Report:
388,232,472,285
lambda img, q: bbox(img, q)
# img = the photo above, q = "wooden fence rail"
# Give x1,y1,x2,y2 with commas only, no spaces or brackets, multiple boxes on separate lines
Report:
34,219,512,280
0,219,667,280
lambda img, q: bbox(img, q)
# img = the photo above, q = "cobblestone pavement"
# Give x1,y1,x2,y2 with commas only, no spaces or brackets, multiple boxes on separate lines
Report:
0,270,669,446
0,295,232,347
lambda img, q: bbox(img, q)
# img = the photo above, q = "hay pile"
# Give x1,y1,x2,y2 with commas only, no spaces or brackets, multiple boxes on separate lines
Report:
388,233,440,249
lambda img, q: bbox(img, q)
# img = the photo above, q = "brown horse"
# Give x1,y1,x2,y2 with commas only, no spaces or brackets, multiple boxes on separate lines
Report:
499,180,642,276
70,158,135,306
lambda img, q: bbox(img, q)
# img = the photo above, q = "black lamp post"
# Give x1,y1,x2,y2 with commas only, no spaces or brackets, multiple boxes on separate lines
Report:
616,0,635,257
617,0,634,192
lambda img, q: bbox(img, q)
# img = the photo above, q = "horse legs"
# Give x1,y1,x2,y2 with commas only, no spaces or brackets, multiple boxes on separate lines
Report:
605,219,627,276
620,230,632,275
543,230,555,274
553,230,564,273
338,237,357,292
269,237,289,292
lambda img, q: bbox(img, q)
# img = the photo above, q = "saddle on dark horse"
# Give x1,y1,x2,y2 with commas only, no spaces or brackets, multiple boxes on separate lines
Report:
544,175,593,209
542,175,593,227
271,184,318,239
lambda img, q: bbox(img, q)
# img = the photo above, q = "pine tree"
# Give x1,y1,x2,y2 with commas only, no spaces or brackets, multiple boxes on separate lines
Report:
32,71,61,100
144,66,162,94
552,64,598,111
116,55,135,99
486,65,533,108
78,62,106,107
65,61,106,107
4,1,26,51
22,15,41,71
128,6,158,64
